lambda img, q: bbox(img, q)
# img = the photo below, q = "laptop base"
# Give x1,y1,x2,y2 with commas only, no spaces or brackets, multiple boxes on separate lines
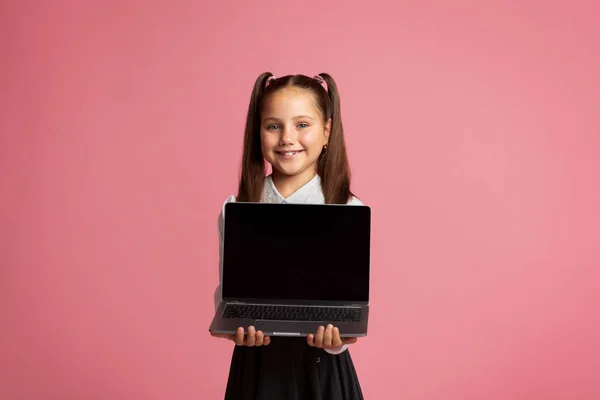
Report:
209,301,369,337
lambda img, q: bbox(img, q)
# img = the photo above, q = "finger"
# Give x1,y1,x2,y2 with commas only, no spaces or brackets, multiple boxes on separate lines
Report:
255,330,264,347
323,324,334,348
332,327,343,348
343,337,358,345
245,326,256,347
315,326,325,348
307,333,315,347
263,335,271,346
234,327,245,345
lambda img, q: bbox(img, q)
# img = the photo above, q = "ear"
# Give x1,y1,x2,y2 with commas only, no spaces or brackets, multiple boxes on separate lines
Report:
324,118,332,143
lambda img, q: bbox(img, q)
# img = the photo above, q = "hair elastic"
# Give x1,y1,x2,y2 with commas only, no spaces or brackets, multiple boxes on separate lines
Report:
313,75,328,93
265,75,277,88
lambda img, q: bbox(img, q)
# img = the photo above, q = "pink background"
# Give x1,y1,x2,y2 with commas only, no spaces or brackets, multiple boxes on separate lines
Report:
1,1,599,399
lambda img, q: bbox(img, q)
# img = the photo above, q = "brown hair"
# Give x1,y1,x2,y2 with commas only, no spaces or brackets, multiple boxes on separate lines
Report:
236,72,354,204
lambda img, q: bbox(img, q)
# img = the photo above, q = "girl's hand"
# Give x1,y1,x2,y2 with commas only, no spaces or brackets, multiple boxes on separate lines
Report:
211,326,271,347
306,324,358,350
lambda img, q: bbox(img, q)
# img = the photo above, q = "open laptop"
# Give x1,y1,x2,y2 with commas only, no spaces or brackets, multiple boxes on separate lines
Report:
209,202,371,337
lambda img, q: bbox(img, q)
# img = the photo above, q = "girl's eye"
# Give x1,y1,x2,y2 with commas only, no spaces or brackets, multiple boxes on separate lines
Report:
298,123,309,129
267,124,280,130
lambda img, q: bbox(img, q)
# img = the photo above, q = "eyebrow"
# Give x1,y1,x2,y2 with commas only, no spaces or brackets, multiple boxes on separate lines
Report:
263,115,317,121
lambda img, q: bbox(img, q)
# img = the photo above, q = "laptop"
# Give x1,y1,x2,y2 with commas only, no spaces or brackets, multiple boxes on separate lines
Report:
209,202,371,338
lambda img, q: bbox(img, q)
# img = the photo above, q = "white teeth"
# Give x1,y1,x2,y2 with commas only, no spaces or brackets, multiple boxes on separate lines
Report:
281,151,297,156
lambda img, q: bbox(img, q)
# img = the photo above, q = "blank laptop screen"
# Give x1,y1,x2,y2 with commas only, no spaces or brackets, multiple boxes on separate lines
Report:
221,203,371,303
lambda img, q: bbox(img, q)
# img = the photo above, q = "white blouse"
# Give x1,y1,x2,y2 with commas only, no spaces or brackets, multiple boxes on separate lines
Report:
214,174,364,354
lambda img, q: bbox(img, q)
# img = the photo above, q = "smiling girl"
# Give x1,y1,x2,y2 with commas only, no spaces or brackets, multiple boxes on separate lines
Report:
212,73,364,400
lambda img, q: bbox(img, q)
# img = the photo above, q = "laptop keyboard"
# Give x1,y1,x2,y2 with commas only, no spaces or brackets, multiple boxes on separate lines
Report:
223,304,362,323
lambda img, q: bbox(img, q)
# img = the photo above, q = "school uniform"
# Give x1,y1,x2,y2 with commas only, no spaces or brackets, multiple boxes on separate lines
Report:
214,174,364,400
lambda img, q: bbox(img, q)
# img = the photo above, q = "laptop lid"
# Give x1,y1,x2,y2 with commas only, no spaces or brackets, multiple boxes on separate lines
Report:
221,202,371,304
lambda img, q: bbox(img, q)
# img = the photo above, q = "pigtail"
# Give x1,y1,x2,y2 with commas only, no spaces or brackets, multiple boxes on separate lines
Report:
316,73,353,204
237,72,274,202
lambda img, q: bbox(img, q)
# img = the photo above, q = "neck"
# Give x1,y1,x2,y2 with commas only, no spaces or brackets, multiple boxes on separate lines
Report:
271,169,317,199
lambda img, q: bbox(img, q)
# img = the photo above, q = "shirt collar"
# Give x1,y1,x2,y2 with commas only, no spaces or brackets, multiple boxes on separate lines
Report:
262,173,325,204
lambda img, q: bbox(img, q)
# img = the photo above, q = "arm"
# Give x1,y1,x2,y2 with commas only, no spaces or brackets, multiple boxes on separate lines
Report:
325,344,349,355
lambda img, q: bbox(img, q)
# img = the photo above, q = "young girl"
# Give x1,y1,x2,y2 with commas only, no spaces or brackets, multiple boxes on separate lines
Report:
211,72,364,399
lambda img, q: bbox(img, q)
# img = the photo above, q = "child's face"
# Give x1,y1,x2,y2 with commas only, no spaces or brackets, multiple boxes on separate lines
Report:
260,87,330,180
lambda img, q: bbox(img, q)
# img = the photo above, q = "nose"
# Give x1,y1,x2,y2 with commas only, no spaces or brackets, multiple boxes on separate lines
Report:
279,126,296,146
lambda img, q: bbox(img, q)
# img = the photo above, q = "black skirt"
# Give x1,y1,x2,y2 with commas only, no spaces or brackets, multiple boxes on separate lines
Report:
224,337,364,400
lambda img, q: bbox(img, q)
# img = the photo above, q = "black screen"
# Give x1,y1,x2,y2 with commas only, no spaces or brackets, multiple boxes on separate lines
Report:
222,203,371,302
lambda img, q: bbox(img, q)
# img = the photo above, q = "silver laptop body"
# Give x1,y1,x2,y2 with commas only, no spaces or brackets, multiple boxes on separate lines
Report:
209,202,371,337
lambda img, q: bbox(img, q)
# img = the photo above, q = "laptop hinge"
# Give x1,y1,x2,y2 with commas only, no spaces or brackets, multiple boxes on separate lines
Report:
224,300,365,307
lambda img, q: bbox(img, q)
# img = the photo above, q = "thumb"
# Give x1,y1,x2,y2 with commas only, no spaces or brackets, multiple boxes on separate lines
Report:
343,337,358,345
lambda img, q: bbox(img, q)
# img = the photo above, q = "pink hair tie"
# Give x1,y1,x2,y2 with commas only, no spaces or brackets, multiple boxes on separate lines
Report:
265,75,277,88
314,75,328,92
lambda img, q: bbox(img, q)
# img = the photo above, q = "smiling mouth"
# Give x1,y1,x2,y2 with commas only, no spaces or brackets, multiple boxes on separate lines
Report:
276,150,303,156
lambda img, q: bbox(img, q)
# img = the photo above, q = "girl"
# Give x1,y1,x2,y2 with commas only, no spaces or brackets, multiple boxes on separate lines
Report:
211,72,364,399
